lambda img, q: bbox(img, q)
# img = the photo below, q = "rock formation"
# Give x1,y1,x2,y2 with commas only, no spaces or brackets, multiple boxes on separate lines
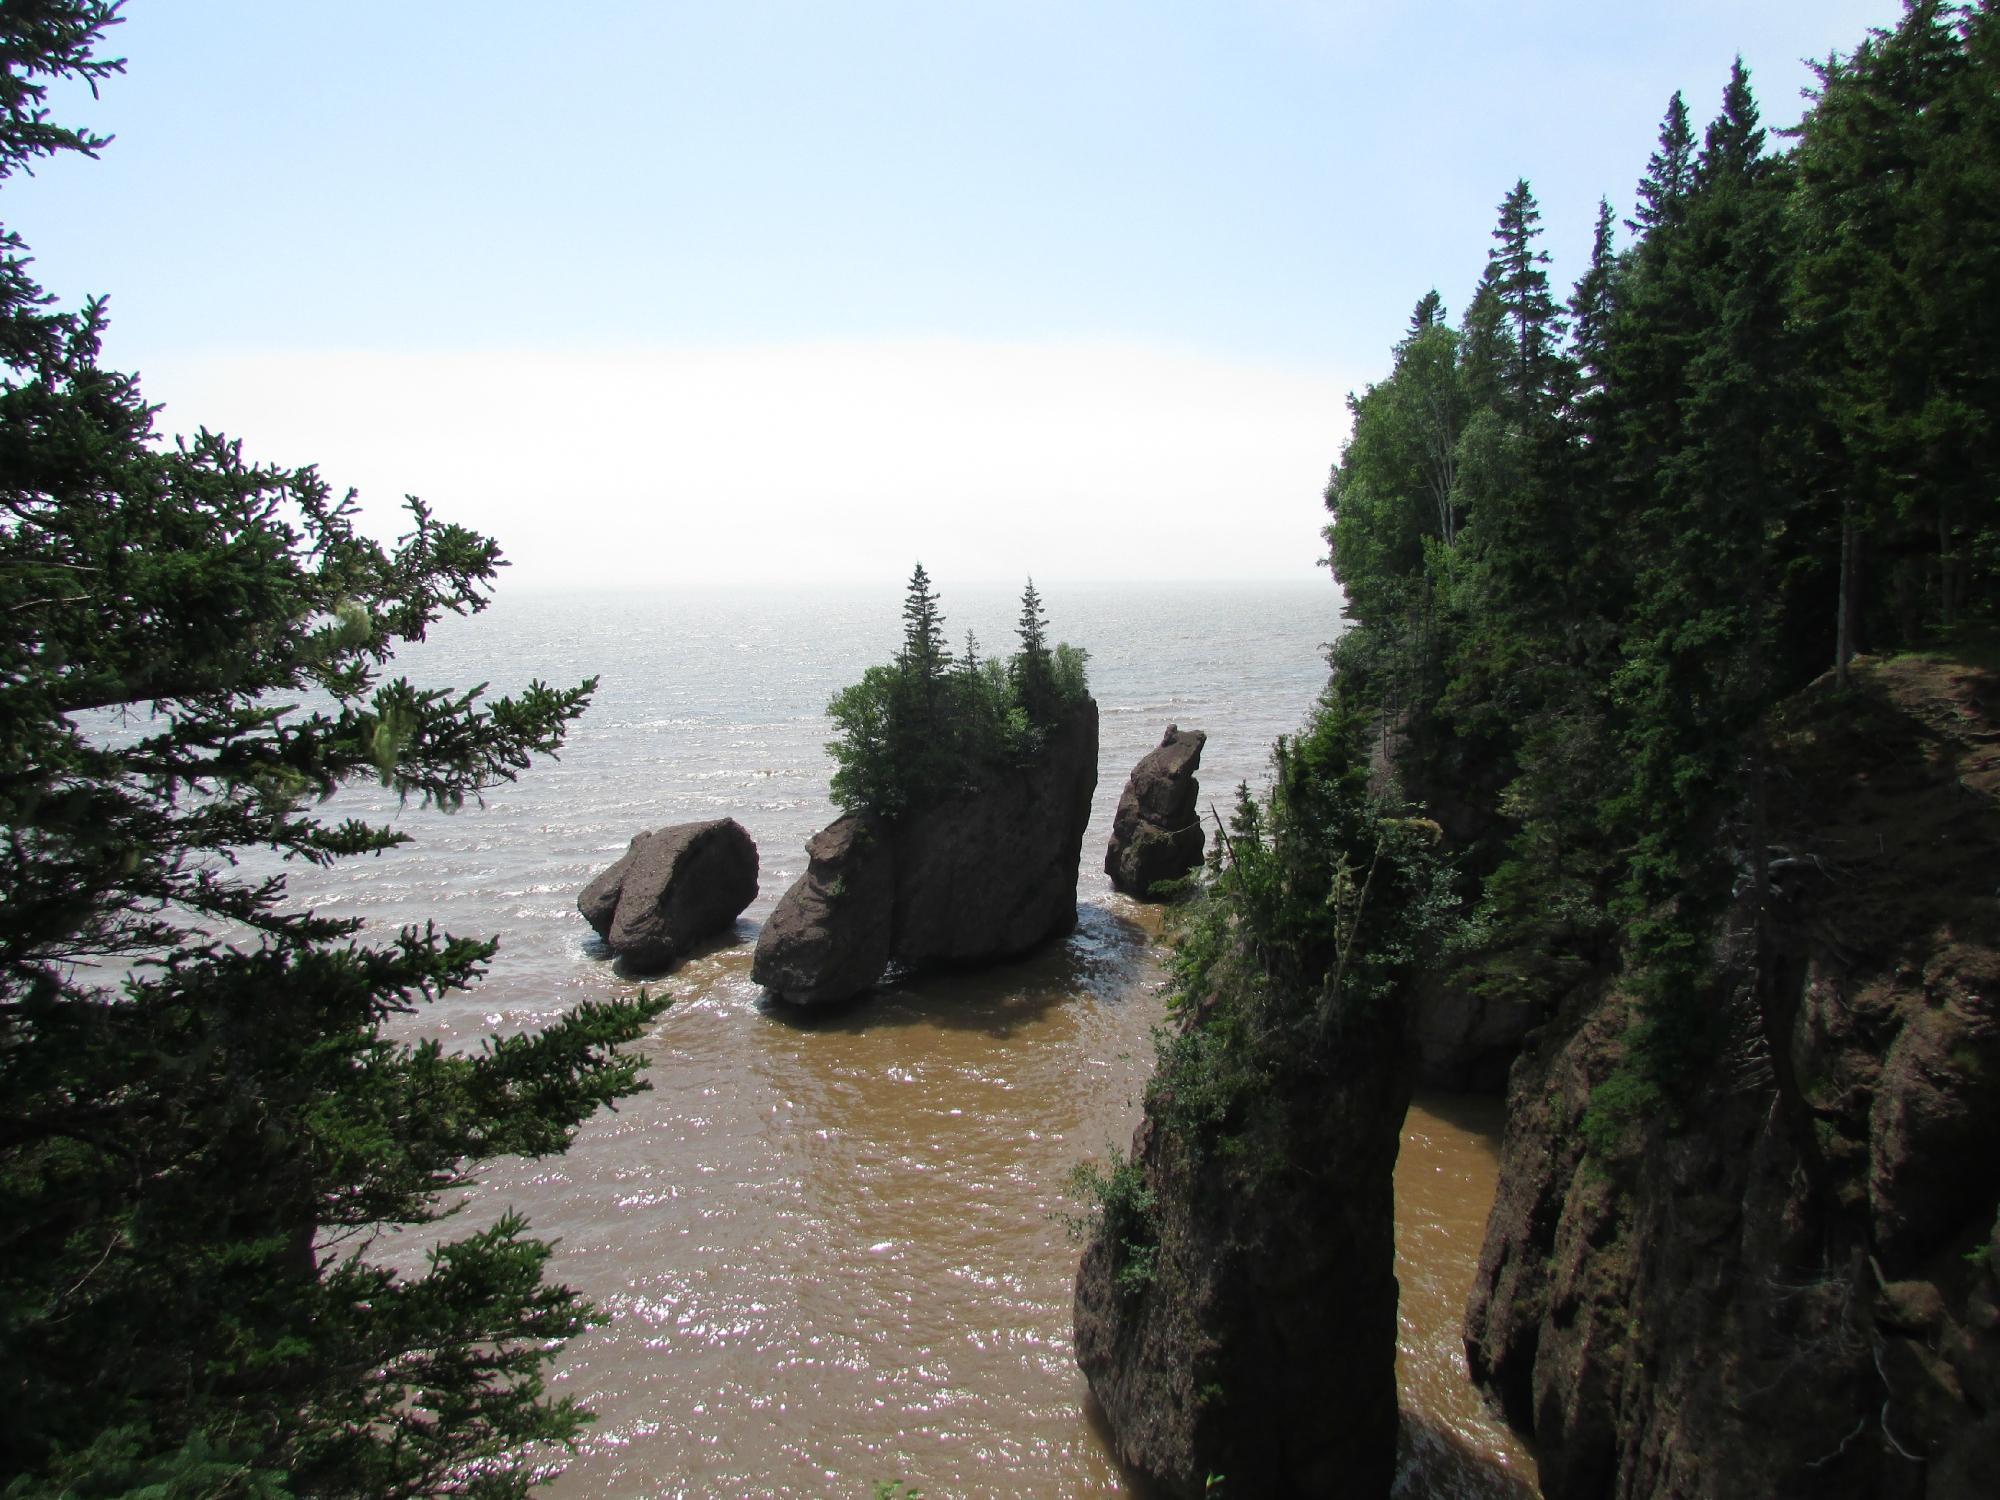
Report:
1104,725,1206,898
1465,654,2000,1500
578,818,758,971
754,697,1098,1003
1406,964,1544,1091
1073,995,1410,1497
746,813,895,1004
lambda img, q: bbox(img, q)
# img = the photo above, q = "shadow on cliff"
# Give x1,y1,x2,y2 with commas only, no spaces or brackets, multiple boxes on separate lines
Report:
754,901,1154,1041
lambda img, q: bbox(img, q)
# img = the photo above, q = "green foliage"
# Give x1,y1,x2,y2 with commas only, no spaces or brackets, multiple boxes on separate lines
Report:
1580,1059,1669,1161
826,571,1090,816
1320,7,2000,1132
1064,1148,1159,1296
0,10,665,1493
1145,691,1456,1162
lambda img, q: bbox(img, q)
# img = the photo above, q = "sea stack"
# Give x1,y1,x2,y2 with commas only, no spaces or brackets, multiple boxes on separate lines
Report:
754,696,1099,1003
1104,725,1206,898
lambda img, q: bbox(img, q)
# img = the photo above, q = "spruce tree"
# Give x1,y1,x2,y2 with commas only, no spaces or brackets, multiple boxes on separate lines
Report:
1628,90,1697,234
1612,60,1805,1035
898,560,952,692
0,8,666,1492
1012,576,1055,724
1794,0,1999,651
1487,179,1567,421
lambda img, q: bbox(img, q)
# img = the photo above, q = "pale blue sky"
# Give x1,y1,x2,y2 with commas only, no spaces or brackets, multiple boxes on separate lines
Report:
12,1,1900,585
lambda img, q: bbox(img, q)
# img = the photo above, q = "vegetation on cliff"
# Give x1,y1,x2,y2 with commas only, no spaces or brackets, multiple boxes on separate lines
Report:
1082,3,2000,1494
0,6,664,1493
1325,0,2000,1125
826,565,1089,816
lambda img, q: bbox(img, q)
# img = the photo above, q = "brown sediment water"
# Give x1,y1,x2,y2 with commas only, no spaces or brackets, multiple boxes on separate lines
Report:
289,584,1537,1496
1395,1093,1541,1498
394,912,1536,1499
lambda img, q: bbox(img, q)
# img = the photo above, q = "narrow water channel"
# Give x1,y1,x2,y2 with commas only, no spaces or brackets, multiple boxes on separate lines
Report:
382,903,1536,1498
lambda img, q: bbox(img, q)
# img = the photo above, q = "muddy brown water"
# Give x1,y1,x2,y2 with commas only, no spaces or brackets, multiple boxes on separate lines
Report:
271,584,1537,1496
402,912,1537,1498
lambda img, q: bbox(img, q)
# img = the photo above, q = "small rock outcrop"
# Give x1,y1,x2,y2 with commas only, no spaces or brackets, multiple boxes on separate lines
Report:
578,818,758,971
1104,725,1206,898
755,697,1099,1004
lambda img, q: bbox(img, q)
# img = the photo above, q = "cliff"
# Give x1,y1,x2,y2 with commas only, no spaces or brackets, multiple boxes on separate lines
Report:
1071,700,1444,1497
1466,650,2000,1499
1073,996,1409,1497
753,697,1098,1002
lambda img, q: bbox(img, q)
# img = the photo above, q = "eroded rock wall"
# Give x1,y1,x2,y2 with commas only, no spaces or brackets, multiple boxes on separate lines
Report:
1466,655,2000,1500
1074,1002,1410,1497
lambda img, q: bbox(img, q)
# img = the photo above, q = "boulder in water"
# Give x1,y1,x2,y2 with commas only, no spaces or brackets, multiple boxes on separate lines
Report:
578,818,758,972
1105,725,1206,898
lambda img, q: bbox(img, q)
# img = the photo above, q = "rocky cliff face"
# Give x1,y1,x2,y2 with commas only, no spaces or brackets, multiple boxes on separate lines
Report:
1073,998,1410,1497
753,698,1098,1003
1466,654,2000,1499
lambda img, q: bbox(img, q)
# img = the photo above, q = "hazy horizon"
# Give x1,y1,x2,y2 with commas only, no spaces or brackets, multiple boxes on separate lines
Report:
12,0,1901,587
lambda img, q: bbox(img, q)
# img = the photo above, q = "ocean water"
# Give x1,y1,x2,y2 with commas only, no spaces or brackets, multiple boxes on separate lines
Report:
266,580,1534,1498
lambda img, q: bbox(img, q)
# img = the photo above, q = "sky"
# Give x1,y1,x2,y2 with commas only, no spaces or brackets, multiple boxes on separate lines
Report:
10,0,1903,587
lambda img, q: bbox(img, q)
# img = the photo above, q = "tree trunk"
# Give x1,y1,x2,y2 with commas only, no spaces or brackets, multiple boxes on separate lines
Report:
1835,496,1854,688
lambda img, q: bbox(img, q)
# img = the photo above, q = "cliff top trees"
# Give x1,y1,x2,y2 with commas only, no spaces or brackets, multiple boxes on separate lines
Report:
0,6,665,1493
826,570,1089,816
1323,1,1998,1087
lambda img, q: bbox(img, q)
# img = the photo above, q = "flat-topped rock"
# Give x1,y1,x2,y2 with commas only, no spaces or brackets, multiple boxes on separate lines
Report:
755,697,1099,1005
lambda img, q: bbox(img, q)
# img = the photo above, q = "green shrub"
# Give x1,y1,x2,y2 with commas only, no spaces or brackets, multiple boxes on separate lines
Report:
1580,1063,1666,1158
1064,1148,1160,1296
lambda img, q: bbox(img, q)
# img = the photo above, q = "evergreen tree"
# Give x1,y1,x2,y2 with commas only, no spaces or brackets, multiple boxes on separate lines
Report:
1566,198,1619,411
898,560,952,693
1612,59,1807,1029
1793,0,1999,655
1487,179,1567,420
828,573,1089,817
1407,287,1445,338
1012,576,1056,724
1628,90,1697,234
0,7,667,1492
